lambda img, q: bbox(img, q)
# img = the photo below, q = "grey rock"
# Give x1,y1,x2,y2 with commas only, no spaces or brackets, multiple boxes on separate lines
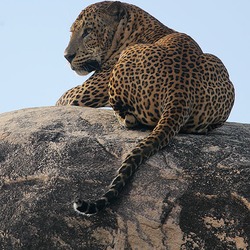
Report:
0,106,249,250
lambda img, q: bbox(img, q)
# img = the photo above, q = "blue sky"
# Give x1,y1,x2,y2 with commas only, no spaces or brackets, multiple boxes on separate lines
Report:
1,0,249,123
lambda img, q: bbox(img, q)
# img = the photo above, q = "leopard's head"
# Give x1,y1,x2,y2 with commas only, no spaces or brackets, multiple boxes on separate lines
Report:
64,1,126,76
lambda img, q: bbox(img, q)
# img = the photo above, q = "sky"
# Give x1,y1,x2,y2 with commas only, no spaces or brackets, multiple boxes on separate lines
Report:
0,0,249,123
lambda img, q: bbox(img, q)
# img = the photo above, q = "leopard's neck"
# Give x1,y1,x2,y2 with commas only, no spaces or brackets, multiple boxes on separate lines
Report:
102,4,176,71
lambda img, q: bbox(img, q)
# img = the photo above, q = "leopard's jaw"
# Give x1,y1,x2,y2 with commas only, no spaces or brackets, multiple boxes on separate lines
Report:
74,69,89,76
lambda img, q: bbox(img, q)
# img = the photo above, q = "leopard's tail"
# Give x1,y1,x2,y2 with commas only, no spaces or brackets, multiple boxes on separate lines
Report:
73,108,189,215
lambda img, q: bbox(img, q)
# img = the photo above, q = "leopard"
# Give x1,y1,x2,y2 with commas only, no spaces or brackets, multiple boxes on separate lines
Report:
56,1,235,215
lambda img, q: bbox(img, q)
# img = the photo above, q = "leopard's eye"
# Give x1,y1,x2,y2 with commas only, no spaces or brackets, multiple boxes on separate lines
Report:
82,28,92,38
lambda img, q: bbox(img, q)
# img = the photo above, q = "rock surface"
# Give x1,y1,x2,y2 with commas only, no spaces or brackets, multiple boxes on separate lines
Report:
0,106,249,250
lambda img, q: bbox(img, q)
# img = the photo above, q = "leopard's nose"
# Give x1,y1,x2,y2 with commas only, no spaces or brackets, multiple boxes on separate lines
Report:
64,52,76,63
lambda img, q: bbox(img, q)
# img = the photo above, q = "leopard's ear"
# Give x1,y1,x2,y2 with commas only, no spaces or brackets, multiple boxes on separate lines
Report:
106,1,126,21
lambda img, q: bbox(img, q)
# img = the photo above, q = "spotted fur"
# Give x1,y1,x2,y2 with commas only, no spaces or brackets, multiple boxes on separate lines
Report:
57,1,235,215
